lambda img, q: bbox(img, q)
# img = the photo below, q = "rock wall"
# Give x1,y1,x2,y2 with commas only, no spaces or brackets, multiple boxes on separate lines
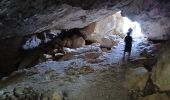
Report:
151,47,170,91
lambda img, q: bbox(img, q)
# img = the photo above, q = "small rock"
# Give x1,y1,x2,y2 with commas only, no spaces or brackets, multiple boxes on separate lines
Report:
13,87,25,97
41,90,63,100
79,66,95,74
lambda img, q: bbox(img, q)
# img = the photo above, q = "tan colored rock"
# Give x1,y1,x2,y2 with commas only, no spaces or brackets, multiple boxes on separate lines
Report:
80,22,96,36
151,49,170,91
143,93,170,100
125,67,149,91
63,38,72,48
51,91,62,100
72,35,85,48
100,37,115,48
41,90,63,100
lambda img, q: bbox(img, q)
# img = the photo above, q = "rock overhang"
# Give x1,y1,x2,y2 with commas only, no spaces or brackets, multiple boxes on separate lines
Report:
0,0,170,40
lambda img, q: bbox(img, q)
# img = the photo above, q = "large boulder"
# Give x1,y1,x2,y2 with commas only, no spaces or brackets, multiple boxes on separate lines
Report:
125,67,149,91
151,48,170,91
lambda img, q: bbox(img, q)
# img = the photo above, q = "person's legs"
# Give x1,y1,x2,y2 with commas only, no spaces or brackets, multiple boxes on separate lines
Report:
123,51,126,56
123,51,126,61
127,51,131,59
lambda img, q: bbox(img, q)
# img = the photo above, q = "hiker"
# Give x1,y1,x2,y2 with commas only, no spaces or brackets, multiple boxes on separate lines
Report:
123,28,133,59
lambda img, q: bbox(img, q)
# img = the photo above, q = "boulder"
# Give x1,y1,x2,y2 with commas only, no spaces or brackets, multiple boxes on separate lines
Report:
41,90,63,100
100,37,115,48
125,67,149,91
143,93,170,100
151,49,170,91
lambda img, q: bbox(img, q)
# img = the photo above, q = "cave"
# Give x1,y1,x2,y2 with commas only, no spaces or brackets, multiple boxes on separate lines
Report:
0,0,170,100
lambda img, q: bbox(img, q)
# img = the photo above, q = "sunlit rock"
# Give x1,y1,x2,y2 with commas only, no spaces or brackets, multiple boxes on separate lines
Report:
84,12,123,46
125,67,149,91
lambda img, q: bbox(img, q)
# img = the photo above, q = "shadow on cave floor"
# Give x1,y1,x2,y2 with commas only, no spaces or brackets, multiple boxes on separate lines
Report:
0,36,158,100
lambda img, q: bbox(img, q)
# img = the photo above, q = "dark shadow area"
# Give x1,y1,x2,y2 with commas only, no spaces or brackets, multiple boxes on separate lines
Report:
148,39,167,44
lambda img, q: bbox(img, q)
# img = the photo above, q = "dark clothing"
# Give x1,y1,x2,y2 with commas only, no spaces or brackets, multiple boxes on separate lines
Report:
124,35,132,52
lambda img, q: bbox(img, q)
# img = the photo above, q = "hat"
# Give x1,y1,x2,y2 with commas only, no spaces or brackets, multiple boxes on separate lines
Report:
128,28,133,33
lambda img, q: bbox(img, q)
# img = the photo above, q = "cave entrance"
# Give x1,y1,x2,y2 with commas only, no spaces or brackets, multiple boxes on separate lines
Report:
122,17,143,39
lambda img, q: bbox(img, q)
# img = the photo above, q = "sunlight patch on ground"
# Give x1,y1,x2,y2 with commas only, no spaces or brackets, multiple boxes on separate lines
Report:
123,17,143,38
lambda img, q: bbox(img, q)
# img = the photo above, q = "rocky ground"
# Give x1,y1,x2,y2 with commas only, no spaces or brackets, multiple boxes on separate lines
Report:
0,36,167,100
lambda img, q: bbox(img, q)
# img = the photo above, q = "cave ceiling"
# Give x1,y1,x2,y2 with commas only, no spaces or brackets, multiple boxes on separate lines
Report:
0,0,170,39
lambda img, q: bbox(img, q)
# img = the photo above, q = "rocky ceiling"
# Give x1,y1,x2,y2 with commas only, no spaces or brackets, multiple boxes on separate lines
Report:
0,0,170,40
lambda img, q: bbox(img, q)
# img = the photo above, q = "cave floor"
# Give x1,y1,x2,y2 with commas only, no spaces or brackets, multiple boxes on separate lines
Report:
0,37,151,100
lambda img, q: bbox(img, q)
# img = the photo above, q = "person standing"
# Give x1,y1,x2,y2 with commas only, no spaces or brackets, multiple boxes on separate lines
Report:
123,28,133,59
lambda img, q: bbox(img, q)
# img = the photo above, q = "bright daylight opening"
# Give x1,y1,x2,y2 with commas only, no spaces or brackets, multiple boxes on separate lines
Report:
122,17,143,38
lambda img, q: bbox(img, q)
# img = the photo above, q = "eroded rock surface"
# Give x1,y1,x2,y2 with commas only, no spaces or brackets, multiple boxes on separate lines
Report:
151,47,170,91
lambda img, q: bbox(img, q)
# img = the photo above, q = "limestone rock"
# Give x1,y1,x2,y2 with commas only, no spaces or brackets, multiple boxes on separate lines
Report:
125,67,149,91
80,22,96,36
72,35,85,48
100,37,115,48
151,49,170,91
143,93,170,100
41,90,63,100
